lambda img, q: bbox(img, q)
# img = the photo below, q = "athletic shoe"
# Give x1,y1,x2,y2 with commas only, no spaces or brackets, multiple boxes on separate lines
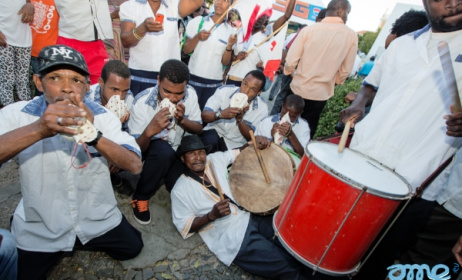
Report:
131,199,151,225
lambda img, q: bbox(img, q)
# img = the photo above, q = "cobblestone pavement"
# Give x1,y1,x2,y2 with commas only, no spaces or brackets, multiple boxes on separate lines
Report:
0,160,265,280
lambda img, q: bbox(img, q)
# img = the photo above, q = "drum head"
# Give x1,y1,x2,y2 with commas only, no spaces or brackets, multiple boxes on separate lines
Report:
306,142,411,198
230,145,294,213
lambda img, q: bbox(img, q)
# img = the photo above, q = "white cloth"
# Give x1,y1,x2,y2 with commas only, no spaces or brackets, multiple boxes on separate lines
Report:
203,85,268,149
227,25,273,80
120,0,180,72
350,25,462,201
255,113,310,153
187,16,235,80
0,0,32,47
435,148,462,219
128,85,201,150
171,150,250,266
54,0,113,41
1,96,141,252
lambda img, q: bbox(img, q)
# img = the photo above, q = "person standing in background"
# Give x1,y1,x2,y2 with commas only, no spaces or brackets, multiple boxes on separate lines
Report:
105,0,130,64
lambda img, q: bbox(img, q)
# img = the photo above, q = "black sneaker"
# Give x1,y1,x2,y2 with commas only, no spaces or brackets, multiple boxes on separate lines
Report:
112,175,133,196
131,199,151,225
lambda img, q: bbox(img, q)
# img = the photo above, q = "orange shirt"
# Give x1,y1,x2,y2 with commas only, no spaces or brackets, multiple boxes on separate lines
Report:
30,0,59,57
284,17,358,101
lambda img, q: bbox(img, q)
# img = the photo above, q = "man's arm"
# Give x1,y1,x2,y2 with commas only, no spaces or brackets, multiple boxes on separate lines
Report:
335,35,358,85
272,0,295,31
189,199,231,233
92,137,142,174
284,29,306,75
339,84,377,126
175,102,203,134
221,35,237,66
202,107,241,124
135,108,171,152
178,0,203,18
183,31,211,54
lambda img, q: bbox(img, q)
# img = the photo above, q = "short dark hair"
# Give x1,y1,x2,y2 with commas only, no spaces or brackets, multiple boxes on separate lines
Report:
101,60,131,83
326,0,350,13
316,9,327,21
370,56,376,61
283,94,304,113
159,59,190,84
391,10,428,37
245,70,266,92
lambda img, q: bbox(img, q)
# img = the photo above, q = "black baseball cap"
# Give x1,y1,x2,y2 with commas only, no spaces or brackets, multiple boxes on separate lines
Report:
37,45,89,76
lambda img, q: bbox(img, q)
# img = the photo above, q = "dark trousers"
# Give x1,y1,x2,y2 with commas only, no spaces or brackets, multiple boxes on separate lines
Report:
134,139,185,199
354,198,436,280
129,68,158,97
189,75,222,111
270,75,293,115
200,129,228,153
17,215,143,280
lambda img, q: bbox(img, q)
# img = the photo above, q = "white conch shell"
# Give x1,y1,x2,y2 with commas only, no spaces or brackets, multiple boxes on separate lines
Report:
159,98,176,118
105,95,128,119
274,112,291,145
61,118,98,144
230,93,248,109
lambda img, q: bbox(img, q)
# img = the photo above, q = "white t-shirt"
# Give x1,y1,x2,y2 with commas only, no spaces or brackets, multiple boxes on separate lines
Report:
350,26,462,201
54,0,113,41
0,0,32,47
435,148,462,219
120,0,181,72
203,85,268,149
171,150,250,266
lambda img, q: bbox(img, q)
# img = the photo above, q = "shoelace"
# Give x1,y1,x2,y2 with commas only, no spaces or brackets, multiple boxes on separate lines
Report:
131,200,149,212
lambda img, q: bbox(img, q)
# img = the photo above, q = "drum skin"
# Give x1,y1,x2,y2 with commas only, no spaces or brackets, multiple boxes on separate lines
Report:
274,144,410,275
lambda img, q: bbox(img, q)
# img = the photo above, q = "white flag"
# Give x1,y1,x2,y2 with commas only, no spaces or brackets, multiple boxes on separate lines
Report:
257,23,288,81
232,0,273,42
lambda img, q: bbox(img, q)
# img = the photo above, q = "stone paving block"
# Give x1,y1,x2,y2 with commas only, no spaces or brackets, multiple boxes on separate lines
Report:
168,248,190,260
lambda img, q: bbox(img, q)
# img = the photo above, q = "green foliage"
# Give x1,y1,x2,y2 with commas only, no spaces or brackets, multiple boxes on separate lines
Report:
358,28,381,54
313,78,363,139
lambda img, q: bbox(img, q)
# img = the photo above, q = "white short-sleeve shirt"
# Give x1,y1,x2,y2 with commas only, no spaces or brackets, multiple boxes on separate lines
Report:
128,85,201,150
171,150,250,266
120,0,181,72
0,0,32,47
187,16,235,81
203,85,268,149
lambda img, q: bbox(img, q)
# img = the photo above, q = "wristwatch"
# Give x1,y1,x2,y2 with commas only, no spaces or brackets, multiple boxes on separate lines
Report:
86,130,103,147
215,111,221,120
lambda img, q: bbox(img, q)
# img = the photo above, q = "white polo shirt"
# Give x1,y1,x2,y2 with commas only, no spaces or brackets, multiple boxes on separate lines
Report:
350,25,462,201
54,0,113,41
203,85,268,149
128,85,201,150
227,25,273,80
187,16,236,81
255,113,310,153
120,0,181,72
0,0,32,47
171,150,250,266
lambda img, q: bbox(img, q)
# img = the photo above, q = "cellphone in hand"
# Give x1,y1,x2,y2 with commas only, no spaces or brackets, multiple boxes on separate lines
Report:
155,14,164,24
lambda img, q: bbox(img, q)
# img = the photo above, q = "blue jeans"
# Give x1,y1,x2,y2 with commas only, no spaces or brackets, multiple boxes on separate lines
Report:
0,229,18,280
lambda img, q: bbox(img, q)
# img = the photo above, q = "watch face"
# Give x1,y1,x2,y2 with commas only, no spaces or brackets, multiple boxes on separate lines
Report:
216,111,221,119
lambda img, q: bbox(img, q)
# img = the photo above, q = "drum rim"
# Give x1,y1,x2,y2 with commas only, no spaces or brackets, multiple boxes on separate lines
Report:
305,141,412,200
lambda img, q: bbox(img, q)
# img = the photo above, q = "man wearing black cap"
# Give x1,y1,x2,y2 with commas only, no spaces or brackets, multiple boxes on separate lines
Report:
171,135,309,279
0,45,144,280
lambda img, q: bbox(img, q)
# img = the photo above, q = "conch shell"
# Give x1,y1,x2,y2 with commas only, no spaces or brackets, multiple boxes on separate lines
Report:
159,98,176,118
105,95,128,119
230,93,248,109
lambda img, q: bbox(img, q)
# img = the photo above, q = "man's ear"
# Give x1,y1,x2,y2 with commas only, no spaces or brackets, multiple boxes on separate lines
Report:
180,155,185,163
98,77,104,89
33,75,44,93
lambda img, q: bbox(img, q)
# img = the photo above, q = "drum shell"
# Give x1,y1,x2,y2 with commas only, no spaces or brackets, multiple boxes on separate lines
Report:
274,144,409,275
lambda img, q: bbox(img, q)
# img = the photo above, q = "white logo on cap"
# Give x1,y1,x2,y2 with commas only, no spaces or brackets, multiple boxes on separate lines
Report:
51,46,73,59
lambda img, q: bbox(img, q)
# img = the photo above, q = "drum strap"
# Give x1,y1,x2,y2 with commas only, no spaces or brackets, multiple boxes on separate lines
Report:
184,169,246,211
414,156,455,198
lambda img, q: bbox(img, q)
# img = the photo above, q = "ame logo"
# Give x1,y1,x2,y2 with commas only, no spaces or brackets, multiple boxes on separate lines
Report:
387,264,450,280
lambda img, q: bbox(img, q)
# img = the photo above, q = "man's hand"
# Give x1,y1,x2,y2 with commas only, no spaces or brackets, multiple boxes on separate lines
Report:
144,108,171,137
453,235,462,265
250,135,271,150
235,105,249,124
108,162,121,174
208,199,231,220
197,30,211,41
70,93,94,124
120,111,130,124
35,100,87,139
221,107,242,119
227,34,237,46
339,104,365,128
18,2,35,23
175,102,185,124
445,111,462,137
144,17,163,32
0,31,6,47
278,122,292,137
236,51,248,61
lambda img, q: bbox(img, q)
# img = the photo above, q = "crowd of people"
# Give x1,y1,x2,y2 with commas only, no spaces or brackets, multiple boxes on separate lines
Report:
1,0,462,279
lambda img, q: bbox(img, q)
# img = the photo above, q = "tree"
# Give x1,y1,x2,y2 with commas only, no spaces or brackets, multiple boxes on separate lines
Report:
358,28,381,54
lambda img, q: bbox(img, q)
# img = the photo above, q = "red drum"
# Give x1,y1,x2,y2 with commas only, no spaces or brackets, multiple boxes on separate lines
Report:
273,142,411,276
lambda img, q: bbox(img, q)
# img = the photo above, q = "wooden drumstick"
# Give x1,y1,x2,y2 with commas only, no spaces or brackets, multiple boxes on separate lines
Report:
249,130,271,184
208,162,225,201
338,120,351,153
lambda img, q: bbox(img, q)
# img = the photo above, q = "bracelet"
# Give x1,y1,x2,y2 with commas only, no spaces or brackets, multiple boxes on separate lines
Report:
133,29,143,40
206,212,214,222
226,48,232,51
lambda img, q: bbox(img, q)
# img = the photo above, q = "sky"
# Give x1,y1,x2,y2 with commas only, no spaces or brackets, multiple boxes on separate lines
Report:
321,0,425,32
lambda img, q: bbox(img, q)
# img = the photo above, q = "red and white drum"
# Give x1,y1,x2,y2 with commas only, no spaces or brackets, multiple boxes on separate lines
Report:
273,142,412,276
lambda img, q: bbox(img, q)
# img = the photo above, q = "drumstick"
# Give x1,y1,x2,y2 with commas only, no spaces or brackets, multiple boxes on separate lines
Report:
232,21,289,66
208,162,225,201
338,120,351,153
437,41,462,114
249,130,271,184
208,0,240,33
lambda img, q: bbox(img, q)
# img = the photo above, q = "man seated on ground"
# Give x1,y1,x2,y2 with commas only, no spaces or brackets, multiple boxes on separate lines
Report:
171,135,309,279
255,94,310,166
201,70,268,152
86,59,134,195
0,45,144,280
128,59,202,225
